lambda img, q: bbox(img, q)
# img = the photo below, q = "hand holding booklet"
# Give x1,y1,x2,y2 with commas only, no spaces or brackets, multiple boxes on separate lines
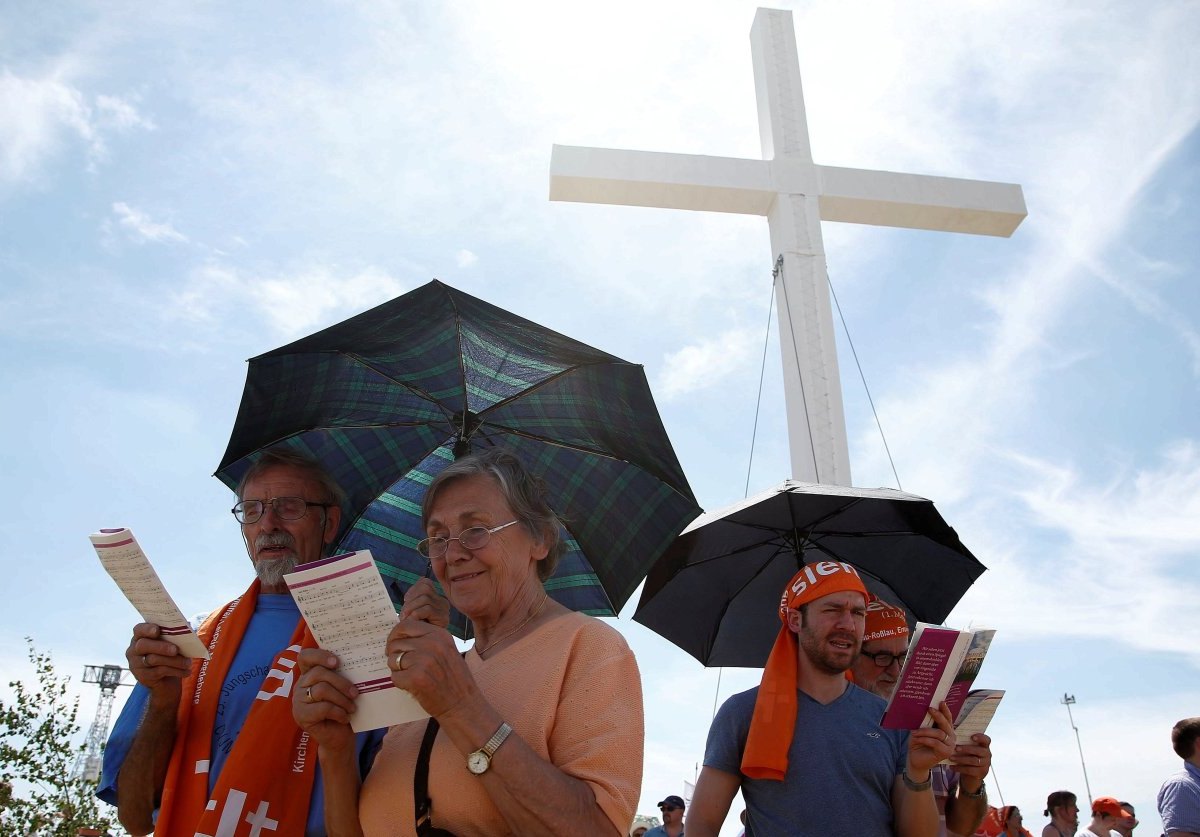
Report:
880,623,1004,741
284,550,428,732
89,528,209,659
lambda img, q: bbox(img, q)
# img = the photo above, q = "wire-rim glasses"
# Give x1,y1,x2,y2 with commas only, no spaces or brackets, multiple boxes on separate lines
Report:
417,520,520,559
231,496,335,524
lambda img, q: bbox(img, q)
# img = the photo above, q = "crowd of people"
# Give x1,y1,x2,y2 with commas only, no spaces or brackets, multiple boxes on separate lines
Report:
95,446,1200,835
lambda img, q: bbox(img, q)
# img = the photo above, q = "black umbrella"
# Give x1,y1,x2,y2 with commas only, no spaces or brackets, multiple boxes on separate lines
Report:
633,480,986,667
216,279,701,637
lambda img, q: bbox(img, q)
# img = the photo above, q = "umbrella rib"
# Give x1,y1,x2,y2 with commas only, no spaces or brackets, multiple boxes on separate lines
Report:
448,294,471,442
791,496,860,544
338,351,460,424
705,541,791,662
800,539,893,588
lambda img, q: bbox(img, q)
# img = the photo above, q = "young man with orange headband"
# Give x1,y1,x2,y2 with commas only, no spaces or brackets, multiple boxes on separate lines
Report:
849,597,993,837
687,562,957,836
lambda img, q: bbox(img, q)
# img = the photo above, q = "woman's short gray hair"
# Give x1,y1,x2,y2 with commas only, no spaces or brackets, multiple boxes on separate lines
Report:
421,448,566,582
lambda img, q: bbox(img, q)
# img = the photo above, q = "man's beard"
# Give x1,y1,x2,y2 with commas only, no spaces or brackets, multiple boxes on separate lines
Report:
255,553,298,587
254,532,299,587
799,624,859,674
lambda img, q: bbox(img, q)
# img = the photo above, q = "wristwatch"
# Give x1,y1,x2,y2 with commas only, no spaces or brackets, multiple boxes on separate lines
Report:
467,722,513,775
901,768,932,791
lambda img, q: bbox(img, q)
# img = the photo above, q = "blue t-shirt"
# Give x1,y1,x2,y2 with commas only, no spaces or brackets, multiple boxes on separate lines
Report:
98,595,382,837
704,683,908,837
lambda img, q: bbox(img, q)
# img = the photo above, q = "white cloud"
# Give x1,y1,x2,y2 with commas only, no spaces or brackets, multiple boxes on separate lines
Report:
252,265,408,337
0,70,93,185
0,70,154,187
171,259,411,340
455,249,478,268
942,441,1200,666
1091,256,1200,377
658,327,762,401
110,201,188,244
95,93,155,132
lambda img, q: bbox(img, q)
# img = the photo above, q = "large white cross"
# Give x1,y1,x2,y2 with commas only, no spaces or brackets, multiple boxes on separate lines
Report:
549,7,1026,485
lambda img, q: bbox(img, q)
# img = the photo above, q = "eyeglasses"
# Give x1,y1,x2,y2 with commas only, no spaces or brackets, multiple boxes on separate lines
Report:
417,520,520,558
231,496,335,524
860,649,907,668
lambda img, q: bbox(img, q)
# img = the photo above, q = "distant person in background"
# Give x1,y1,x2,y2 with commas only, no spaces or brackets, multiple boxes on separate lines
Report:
849,596,992,837
1079,796,1135,836
998,806,1032,836
644,794,685,837
630,812,657,837
1158,716,1200,837
1111,801,1137,836
1041,790,1079,837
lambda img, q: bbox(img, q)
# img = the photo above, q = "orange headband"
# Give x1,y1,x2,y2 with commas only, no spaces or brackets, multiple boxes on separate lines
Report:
741,562,867,781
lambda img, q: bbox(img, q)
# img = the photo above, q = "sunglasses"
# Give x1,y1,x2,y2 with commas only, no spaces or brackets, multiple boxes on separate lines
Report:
660,805,680,812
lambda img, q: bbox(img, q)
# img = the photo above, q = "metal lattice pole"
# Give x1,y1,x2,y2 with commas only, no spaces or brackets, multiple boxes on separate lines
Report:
1061,693,1093,804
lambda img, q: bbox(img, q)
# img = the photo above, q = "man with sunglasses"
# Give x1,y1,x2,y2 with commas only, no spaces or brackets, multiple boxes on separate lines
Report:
644,794,686,837
849,597,992,837
97,448,447,836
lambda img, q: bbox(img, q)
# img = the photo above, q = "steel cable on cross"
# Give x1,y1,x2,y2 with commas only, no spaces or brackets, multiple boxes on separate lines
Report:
711,255,904,722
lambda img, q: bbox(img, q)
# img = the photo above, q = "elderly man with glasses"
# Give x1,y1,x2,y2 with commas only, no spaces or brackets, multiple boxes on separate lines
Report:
96,448,447,836
849,597,993,837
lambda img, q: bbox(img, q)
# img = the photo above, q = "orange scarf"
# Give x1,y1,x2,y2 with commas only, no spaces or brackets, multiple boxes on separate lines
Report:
741,562,867,781
155,580,318,836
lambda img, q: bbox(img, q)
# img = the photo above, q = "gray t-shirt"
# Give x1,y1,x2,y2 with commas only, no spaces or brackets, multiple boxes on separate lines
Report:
704,683,908,837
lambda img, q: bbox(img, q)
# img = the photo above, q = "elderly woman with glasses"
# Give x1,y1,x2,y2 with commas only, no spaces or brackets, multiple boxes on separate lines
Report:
293,448,644,836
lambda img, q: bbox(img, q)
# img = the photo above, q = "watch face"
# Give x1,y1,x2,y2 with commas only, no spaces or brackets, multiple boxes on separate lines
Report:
467,751,489,775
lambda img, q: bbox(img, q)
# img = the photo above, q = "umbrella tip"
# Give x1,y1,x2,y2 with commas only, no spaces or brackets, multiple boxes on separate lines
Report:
453,436,472,459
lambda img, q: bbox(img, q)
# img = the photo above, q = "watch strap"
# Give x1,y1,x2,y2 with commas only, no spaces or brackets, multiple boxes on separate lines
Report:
482,722,513,757
901,768,932,791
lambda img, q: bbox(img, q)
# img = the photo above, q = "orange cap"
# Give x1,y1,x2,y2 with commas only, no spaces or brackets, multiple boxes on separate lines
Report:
863,595,909,642
1092,797,1133,818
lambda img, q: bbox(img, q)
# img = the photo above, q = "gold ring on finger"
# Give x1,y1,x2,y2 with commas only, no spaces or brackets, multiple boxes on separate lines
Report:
394,650,408,671
305,685,313,703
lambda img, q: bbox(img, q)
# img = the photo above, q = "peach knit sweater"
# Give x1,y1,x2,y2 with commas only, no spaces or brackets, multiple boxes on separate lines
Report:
359,610,643,836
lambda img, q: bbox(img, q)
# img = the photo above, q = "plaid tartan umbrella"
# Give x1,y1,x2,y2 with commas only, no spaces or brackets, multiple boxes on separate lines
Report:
633,480,986,667
215,279,700,638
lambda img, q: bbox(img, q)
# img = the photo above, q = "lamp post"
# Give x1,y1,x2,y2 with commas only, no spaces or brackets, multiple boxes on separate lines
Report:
1061,693,1093,804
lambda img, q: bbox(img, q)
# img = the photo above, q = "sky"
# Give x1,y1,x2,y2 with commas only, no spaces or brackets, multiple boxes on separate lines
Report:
2,1,1198,834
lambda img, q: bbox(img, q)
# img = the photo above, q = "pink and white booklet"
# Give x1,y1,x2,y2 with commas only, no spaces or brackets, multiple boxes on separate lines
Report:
880,623,1003,740
284,550,428,732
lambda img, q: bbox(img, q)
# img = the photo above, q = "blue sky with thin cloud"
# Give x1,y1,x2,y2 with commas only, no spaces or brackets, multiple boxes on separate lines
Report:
2,2,1197,833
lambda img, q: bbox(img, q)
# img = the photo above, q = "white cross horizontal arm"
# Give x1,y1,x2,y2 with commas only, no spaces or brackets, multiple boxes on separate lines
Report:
550,145,1026,237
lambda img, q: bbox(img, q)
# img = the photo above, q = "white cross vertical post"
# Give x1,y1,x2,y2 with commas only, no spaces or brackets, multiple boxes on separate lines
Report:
549,7,1026,486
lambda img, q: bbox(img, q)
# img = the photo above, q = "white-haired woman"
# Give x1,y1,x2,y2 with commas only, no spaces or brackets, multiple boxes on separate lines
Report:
294,448,644,836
